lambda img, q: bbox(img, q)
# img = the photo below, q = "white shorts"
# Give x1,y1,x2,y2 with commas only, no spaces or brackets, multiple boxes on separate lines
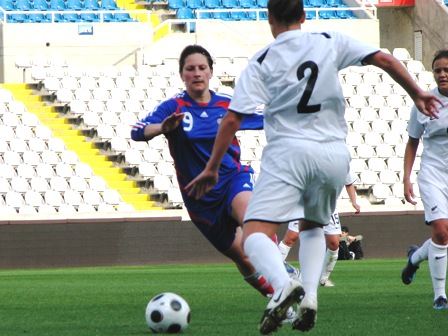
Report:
418,167,448,222
244,140,350,225
288,211,342,235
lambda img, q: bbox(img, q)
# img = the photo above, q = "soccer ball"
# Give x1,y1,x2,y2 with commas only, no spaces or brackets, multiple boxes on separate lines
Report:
145,292,191,334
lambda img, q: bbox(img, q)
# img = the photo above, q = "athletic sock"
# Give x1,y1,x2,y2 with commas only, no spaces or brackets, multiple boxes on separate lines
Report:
244,272,274,297
428,240,448,300
320,248,339,281
244,232,290,293
278,241,292,261
299,227,326,300
410,239,430,265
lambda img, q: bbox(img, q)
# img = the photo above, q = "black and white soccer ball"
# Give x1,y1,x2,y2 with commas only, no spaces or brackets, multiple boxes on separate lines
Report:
145,292,191,334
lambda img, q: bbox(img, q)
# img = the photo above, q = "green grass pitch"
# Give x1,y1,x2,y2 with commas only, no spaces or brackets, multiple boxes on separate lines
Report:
0,259,446,335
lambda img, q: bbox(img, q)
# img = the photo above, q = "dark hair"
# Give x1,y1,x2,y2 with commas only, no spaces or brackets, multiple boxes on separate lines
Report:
432,49,448,69
341,226,349,233
267,0,304,25
179,45,214,73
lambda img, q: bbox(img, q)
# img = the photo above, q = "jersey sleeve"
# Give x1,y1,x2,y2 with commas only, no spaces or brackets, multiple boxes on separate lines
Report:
239,108,264,130
344,169,358,186
332,32,380,70
228,52,271,115
139,99,178,124
406,106,424,139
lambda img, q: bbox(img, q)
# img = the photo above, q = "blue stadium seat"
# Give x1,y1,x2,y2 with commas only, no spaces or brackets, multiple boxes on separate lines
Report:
28,13,51,22
101,12,116,21
15,0,32,11
81,12,99,21
239,0,256,8
114,12,137,21
83,0,100,10
8,13,29,22
308,0,325,7
186,0,203,9
52,12,68,21
246,10,257,20
229,10,245,20
306,10,316,20
168,0,185,9
204,0,220,8
221,0,238,8
66,0,83,10
49,0,66,10
336,8,356,19
101,0,119,10
259,10,267,19
0,0,16,10
198,11,212,19
176,6,193,19
33,0,49,10
63,12,81,21
327,0,344,6
256,0,267,8
213,10,229,20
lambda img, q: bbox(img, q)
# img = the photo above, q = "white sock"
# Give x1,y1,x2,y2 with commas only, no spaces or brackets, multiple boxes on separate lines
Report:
299,227,326,300
428,240,448,300
278,241,292,261
244,232,289,293
320,248,339,281
410,239,430,265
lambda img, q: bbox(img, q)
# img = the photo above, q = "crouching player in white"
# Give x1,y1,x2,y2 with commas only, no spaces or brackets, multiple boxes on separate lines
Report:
278,170,361,287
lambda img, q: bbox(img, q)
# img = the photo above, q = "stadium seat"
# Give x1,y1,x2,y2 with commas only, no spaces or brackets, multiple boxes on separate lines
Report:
221,0,237,8
367,157,386,172
359,170,379,186
327,0,344,6
83,0,100,10
371,119,390,134
77,204,96,213
66,0,83,10
16,0,33,10
56,204,78,213
24,190,44,206
169,0,185,9
33,0,49,10
392,48,412,62
49,0,66,10
176,7,193,20
101,0,119,10
38,204,57,213
375,143,395,158
63,12,81,22
336,8,356,19
230,11,246,20
5,191,26,208
64,190,83,206
240,0,256,8
19,205,37,214
114,12,137,22
0,0,16,10
371,183,392,201
309,0,325,7
305,10,317,20
82,189,102,205
364,132,382,146
68,176,89,192
11,176,30,193
81,12,100,22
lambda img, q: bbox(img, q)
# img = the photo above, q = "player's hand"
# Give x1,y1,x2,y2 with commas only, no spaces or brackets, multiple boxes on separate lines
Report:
403,180,417,205
186,169,219,200
414,91,443,119
352,202,361,214
161,113,185,134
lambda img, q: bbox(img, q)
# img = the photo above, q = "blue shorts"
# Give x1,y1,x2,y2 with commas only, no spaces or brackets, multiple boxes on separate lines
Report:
186,171,254,252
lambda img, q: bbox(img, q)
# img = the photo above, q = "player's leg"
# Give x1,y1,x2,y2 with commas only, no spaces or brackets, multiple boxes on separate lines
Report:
428,219,448,309
243,220,304,335
320,213,341,287
278,223,299,261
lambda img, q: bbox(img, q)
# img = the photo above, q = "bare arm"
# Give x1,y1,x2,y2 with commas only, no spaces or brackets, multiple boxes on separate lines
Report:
186,110,244,199
403,137,420,205
345,184,360,214
364,52,442,118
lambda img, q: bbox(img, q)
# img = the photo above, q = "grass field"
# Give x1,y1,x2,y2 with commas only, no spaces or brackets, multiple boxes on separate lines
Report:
0,259,447,336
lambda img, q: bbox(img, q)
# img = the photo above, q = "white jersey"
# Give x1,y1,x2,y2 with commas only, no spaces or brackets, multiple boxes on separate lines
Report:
229,30,379,145
407,88,448,171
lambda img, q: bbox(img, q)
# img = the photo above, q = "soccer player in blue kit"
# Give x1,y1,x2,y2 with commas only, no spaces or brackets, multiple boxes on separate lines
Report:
187,0,443,333
131,45,284,302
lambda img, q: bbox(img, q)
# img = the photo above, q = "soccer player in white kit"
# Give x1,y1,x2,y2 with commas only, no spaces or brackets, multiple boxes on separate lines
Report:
187,0,442,333
278,170,360,287
401,49,448,310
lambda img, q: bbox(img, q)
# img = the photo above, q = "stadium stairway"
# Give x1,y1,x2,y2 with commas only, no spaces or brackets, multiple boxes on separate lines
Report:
2,83,164,211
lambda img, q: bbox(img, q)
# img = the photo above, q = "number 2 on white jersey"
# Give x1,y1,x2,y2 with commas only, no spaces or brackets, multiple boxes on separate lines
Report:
296,61,321,114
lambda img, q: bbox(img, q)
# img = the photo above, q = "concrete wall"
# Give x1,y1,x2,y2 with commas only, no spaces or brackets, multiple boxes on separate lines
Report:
378,0,448,70
0,210,430,269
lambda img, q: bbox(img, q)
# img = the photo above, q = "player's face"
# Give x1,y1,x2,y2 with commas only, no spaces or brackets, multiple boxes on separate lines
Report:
433,57,448,96
180,53,213,97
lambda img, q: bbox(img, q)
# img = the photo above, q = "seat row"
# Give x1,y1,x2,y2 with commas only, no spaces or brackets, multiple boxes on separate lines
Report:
0,0,119,11
4,11,137,23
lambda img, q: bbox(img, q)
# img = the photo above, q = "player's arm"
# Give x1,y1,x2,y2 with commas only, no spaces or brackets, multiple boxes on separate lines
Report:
186,110,244,200
131,113,184,142
364,51,442,118
403,136,419,205
345,184,360,214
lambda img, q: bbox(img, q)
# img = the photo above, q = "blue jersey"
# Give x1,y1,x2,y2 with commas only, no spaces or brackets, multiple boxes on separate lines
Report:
138,89,263,212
